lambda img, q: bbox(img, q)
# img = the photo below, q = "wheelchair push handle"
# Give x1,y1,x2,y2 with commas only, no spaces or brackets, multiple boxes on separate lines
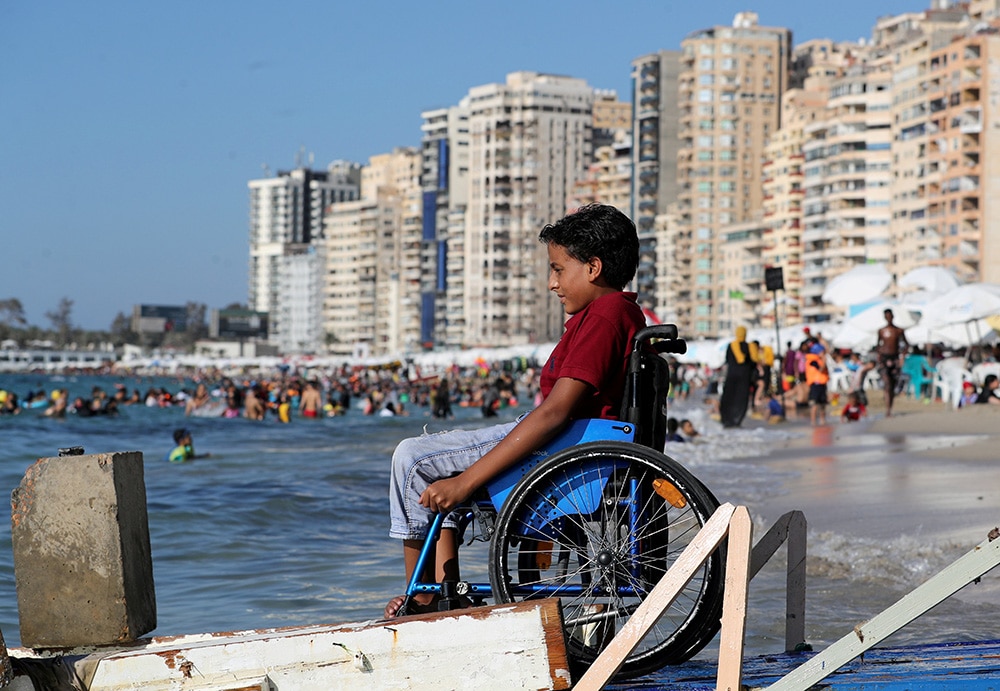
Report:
632,324,687,355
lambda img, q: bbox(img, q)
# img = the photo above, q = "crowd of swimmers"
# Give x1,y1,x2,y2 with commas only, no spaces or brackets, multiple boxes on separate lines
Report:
0,362,537,423
4,335,998,427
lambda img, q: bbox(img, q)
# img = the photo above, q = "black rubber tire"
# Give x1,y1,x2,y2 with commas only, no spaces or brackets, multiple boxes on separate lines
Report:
488,441,725,680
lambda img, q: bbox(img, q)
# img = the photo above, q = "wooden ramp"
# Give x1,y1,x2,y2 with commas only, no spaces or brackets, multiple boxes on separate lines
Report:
595,508,1000,691
11,599,570,691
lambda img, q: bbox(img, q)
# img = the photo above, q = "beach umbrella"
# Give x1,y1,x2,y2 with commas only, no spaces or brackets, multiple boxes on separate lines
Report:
830,300,918,351
898,289,939,313
918,282,1000,328
906,318,996,348
898,266,961,295
821,263,892,307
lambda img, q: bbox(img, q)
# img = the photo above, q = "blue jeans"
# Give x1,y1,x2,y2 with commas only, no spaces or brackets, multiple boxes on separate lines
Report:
388,421,518,540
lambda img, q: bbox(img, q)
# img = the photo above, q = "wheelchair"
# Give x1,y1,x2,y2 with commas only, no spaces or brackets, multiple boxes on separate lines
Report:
398,324,725,680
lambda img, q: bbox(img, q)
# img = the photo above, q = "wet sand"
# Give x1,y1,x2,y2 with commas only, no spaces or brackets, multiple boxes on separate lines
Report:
743,394,1000,545
698,393,1000,655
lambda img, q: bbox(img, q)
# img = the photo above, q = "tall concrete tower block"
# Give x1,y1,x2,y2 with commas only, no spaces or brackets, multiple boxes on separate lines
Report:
11,451,155,648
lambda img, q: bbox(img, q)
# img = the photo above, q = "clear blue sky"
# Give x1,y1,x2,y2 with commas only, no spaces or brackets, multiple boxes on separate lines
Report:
2,0,923,330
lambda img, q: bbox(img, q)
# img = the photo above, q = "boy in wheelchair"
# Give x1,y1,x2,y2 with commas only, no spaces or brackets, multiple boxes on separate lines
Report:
385,203,646,618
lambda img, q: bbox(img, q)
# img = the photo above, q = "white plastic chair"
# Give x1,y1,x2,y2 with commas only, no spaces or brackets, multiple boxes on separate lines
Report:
934,366,974,409
828,366,854,394
971,362,1000,386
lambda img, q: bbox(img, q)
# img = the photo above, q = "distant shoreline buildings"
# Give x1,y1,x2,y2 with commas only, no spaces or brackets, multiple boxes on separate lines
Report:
248,1,1000,357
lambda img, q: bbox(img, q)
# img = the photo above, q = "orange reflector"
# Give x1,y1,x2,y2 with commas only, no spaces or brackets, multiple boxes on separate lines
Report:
653,478,687,508
536,540,553,570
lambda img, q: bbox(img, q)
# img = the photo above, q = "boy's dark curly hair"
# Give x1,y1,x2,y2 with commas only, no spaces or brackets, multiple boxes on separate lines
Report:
538,203,639,290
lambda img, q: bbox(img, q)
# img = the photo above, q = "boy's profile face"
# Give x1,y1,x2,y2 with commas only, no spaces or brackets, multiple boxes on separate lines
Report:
546,242,600,315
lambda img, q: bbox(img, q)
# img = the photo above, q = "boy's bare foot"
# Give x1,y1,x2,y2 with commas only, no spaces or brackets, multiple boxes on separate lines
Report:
383,595,407,618
382,594,439,618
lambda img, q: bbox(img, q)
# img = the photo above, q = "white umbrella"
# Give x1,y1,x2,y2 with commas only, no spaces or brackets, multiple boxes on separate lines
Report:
898,265,961,294
898,289,939,313
821,263,893,307
906,318,996,348
831,300,918,351
919,282,1000,328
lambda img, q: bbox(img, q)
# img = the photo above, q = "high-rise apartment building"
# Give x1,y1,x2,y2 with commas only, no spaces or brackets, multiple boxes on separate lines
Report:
670,12,791,337
569,135,632,214
885,7,973,292
630,50,682,310
248,162,361,350
420,100,470,349
275,245,325,354
718,215,767,332
800,60,894,322
922,24,1000,284
570,94,632,215
464,71,595,346
760,39,853,329
322,149,422,358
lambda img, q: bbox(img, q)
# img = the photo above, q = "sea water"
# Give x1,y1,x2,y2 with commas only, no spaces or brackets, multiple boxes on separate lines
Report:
0,373,997,666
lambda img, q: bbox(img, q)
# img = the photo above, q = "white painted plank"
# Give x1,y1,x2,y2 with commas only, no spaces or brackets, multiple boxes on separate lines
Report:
55,599,571,691
716,505,753,691
573,502,737,691
765,528,1000,691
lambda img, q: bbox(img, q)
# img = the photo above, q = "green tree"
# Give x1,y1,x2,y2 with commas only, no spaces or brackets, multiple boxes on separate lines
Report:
45,298,74,347
0,298,27,327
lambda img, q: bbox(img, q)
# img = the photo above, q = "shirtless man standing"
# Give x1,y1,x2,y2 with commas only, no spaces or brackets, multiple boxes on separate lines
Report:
876,308,908,417
300,380,322,419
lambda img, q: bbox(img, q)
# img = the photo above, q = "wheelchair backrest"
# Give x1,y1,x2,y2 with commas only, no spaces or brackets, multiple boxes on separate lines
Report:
618,324,687,450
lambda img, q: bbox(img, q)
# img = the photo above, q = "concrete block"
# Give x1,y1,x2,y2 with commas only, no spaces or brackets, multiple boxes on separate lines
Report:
11,451,156,648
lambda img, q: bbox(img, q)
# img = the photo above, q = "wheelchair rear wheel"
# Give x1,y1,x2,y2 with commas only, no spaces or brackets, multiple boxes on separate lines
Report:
488,441,724,680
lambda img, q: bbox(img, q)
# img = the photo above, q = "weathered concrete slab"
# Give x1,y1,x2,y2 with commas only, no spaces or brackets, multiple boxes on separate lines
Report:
8,599,570,690
11,451,155,648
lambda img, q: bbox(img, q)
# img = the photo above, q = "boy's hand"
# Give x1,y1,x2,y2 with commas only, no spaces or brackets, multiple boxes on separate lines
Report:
420,475,473,514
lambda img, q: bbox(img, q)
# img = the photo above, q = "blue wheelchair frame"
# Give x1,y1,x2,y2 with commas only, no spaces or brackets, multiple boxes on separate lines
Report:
403,418,638,605
400,323,689,612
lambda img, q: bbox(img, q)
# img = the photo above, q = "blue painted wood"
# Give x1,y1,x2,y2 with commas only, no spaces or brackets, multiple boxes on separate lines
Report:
606,639,1000,690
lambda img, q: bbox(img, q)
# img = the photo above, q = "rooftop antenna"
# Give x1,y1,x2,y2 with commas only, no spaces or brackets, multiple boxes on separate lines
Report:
295,145,306,168
261,163,272,178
